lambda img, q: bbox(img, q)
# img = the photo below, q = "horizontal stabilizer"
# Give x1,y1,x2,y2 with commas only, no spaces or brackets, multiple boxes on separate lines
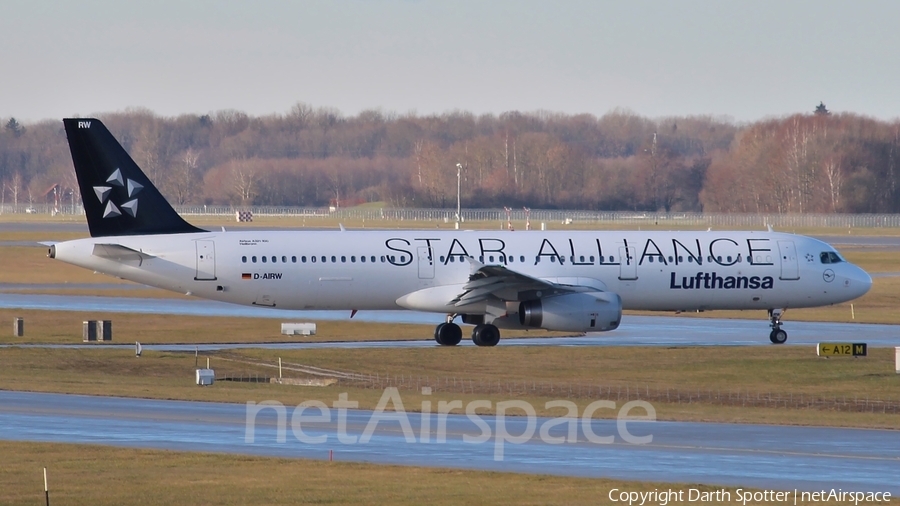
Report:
92,244,154,266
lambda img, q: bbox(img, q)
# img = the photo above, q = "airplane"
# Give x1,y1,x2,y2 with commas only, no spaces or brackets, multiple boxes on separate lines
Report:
48,118,873,346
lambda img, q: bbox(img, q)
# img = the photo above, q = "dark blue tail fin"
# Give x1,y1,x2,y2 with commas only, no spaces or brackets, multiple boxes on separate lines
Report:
64,118,206,237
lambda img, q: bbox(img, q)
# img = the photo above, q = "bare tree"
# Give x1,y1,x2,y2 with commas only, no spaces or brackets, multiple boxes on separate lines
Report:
414,139,424,185
5,172,22,208
229,161,261,205
822,157,843,212
168,148,201,205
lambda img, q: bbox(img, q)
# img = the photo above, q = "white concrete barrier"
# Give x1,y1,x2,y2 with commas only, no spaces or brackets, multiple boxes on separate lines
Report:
281,323,317,336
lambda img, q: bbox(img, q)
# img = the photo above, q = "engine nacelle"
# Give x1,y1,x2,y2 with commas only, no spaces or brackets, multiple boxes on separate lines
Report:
519,292,622,332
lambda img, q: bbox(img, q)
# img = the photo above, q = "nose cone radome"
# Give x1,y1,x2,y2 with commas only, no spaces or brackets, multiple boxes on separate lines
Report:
843,265,872,300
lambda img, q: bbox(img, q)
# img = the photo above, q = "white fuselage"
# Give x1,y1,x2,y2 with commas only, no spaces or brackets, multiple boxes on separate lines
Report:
51,229,872,318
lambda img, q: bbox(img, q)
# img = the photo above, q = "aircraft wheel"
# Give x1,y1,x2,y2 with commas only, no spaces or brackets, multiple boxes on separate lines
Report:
472,324,501,347
769,329,787,344
436,322,462,346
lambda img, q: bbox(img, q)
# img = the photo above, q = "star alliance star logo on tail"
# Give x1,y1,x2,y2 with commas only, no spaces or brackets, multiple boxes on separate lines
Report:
93,168,143,219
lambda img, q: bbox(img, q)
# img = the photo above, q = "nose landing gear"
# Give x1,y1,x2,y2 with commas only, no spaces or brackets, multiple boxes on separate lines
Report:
434,313,462,346
434,322,462,346
768,308,787,344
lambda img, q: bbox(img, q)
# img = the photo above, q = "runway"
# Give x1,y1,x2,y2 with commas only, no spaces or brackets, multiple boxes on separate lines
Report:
0,391,896,493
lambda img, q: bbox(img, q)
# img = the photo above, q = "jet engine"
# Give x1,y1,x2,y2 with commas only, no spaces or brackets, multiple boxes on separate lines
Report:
519,292,621,332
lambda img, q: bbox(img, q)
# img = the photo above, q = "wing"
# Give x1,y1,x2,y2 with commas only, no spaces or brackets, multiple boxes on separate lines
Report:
450,258,602,307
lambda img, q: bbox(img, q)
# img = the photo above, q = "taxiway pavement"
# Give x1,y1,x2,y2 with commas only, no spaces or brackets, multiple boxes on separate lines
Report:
0,391,896,493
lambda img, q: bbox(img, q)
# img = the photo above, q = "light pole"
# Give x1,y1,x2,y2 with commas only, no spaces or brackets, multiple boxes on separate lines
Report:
455,162,462,229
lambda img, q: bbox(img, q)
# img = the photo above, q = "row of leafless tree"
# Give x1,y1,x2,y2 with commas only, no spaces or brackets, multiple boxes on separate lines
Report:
1,104,898,212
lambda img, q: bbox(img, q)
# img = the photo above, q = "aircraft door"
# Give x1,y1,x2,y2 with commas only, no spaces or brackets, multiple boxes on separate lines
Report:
417,246,434,279
777,240,800,280
618,246,637,280
195,240,217,281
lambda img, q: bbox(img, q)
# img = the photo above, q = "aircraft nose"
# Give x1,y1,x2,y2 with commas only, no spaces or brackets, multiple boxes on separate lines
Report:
843,264,872,299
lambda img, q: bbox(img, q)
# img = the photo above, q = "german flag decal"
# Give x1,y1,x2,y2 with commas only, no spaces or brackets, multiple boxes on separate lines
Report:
242,273,251,279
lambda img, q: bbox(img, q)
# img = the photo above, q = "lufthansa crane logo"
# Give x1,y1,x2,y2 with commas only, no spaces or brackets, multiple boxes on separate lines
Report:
93,168,143,218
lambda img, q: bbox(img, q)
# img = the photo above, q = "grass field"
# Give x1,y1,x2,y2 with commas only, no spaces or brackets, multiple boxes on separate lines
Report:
1,346,897,428
0,308,567,345
5,441,866,506
0,308,432,344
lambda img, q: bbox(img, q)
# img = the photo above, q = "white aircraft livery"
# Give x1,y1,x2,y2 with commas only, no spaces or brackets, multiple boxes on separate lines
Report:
49,119,873,346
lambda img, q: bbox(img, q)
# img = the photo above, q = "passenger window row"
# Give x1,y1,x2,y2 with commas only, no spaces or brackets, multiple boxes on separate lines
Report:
238,252,746,266
241,255,407,264
438,255,621,264
644,255,741,264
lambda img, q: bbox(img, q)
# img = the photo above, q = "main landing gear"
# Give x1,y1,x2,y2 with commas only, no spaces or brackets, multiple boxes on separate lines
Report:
434,315,501,347
768,308,787,344
471,324,501,347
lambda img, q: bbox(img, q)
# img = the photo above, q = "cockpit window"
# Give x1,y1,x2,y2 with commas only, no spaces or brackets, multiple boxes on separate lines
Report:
820,251,843,264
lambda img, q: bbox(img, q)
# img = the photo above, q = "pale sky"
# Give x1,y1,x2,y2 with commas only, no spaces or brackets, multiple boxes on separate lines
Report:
3,0,899,124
